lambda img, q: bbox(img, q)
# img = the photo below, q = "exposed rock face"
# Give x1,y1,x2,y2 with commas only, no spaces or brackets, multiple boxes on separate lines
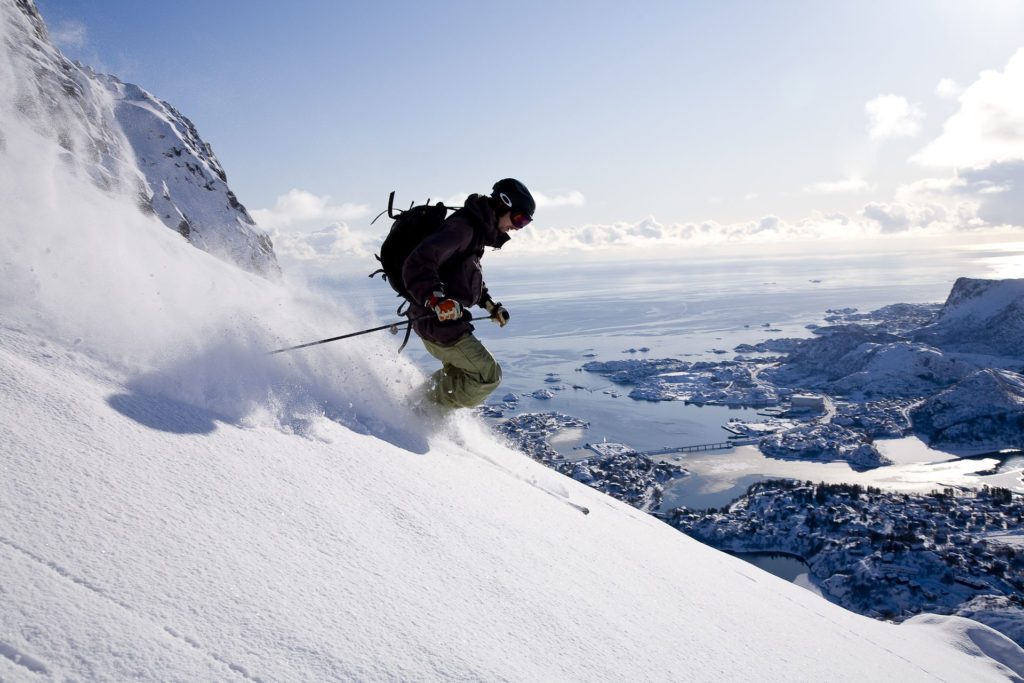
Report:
911,368,1024,448
107,78,280,276
913,278,1024,358
4,0,280,277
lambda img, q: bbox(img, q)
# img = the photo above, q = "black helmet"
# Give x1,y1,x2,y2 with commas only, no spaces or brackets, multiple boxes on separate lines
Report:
491,178,535,217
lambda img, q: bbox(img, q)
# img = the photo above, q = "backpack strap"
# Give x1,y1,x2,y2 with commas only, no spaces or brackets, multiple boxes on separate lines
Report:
397,316,415,353
395,300,414,353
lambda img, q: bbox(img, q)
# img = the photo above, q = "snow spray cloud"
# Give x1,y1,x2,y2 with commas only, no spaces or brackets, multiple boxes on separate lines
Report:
0,8,425,444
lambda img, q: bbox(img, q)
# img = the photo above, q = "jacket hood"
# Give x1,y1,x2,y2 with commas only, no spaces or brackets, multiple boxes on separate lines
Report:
463,194,511,249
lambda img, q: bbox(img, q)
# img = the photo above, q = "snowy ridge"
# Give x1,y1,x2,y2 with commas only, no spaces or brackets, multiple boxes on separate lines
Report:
107,76,279,277
2,0,278,277
765,331,981,400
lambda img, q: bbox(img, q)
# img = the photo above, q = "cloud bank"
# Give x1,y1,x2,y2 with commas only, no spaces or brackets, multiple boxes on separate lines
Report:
271,223,381,264
252,189,370,230
272,48,1024,266
272,161,1022,263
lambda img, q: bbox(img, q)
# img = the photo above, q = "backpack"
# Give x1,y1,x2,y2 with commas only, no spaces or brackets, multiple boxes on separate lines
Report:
369,191,457,350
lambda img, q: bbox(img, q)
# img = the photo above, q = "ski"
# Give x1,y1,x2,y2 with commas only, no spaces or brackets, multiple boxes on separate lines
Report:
465,450,590,515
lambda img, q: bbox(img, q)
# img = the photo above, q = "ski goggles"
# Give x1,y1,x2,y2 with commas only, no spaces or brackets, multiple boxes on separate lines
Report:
510,211,533,229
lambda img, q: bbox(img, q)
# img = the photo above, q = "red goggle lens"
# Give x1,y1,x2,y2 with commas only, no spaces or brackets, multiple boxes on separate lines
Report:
510,212,533,229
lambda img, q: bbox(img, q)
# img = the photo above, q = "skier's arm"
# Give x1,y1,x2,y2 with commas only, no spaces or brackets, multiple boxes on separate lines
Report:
402,221,472,306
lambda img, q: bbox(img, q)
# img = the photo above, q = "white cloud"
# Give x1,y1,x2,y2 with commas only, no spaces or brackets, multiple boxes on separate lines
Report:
533,190,585,209
804,177,874,194
251,189,370,230
893,159,1024,230
935,78,962,99
913,48,1024,167
505,212,867,252
894,175,966,200
953,160,1024,226
865,94,925,139
861,202,949,234
270,223,380,263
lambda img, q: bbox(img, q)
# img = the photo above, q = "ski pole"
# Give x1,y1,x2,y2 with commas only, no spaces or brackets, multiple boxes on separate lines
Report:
268,315,434,355
268,314,487,355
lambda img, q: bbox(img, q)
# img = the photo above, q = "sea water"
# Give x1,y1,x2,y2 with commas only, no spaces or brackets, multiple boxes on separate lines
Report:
322,236,1024,509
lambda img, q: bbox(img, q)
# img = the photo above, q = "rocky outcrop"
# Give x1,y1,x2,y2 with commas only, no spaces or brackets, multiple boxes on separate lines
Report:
107,77,280,276
911,368,1024,449
914,278,1024,358
3,0,279,277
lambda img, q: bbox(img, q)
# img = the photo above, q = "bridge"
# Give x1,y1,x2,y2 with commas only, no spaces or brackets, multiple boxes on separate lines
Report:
584,441,738,459
640,442,735,456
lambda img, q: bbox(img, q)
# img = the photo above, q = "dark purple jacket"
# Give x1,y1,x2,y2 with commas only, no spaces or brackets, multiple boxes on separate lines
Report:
402,194,510,344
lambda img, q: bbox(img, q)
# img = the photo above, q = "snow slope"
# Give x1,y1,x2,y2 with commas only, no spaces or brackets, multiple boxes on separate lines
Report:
5,294,1024,681
3,139,1024,683
3,5,1024,683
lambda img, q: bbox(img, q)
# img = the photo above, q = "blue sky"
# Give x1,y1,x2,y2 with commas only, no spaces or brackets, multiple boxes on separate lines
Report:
34,0,1024,248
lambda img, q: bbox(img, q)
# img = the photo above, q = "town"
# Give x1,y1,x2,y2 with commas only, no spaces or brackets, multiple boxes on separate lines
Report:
667,480,1024,644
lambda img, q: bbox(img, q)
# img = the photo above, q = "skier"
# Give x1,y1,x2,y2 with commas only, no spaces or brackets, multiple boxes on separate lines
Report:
402,178,535,411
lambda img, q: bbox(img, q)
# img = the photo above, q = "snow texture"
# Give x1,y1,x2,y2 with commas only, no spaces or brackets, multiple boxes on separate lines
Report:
2,2,1024,680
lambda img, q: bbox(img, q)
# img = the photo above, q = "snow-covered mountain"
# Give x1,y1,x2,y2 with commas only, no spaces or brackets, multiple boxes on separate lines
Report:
3,3,1024,680
912,368,1024,448
2,0,278,277
914,277,1024,358
767,332,980,399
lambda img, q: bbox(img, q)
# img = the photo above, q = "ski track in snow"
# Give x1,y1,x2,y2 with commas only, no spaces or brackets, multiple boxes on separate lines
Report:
1,531,260,680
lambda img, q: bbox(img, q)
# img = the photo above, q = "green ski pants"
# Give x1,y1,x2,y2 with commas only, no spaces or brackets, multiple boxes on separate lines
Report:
420,333,502,410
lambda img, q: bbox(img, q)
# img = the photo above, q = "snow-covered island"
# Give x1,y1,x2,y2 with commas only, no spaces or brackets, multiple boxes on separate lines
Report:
668,480,1024,645
582,278,1024,467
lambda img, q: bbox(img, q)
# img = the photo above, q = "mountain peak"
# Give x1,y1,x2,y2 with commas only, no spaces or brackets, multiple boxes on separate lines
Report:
4,0,280,278
914,277,1024,357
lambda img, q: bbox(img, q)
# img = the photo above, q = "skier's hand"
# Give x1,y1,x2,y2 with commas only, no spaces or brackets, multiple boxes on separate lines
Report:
427,292,462,322
484,298,510,327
